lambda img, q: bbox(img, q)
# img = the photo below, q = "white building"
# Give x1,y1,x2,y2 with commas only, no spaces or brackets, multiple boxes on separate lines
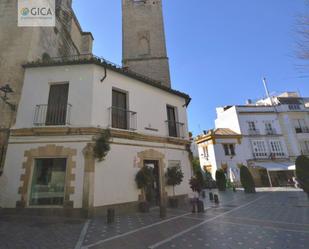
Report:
0,56,192,216
196,128,243,184
197,92,308,187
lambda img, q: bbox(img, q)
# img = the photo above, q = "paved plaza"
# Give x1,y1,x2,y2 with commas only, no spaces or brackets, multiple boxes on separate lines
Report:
0,188,308,249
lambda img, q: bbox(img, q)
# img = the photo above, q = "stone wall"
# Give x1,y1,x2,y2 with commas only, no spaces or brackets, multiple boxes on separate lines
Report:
122,0,171,87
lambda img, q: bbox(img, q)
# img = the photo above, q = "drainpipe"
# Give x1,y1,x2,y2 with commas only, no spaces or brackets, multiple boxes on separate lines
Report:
100,66,107,82
267,170,273,187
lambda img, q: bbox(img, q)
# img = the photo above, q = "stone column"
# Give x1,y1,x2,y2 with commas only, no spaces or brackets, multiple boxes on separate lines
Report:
82,143,95,218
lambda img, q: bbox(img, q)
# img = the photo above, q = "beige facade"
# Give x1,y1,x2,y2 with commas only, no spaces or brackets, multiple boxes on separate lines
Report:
122,0,171,87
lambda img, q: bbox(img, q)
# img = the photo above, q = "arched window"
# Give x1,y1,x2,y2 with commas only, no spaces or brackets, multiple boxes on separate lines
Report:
139,37,150,56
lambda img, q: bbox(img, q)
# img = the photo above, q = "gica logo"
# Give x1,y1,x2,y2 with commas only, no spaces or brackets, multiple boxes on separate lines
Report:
21,7,53,17
20,8,30,16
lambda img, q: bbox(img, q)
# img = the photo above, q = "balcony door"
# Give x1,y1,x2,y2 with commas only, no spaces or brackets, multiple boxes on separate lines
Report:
46,83,69,126
112,89,127,129
167,105,177,137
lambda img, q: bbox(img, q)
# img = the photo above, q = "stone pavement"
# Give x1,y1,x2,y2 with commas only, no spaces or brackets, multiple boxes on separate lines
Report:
0,189,308,249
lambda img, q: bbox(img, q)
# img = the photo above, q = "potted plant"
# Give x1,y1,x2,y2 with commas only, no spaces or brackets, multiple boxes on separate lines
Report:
135,166,154,212
240,165,256,193
166,167,184,208
295,156,309,198
215,169,226,191
93,129,111,162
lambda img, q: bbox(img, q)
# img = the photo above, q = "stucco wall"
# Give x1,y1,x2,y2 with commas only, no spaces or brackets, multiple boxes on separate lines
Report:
16,65,189,139
94,139,192,207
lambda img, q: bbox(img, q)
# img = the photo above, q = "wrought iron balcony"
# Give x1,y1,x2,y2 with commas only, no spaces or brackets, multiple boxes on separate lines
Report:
248,129,260,135
265,128,277,135
33,104,72,126
108,107,137,131
295,127,309,134
165,120,185,138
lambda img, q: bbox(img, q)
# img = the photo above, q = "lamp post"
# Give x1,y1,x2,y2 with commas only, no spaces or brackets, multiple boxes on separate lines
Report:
0,84,16,111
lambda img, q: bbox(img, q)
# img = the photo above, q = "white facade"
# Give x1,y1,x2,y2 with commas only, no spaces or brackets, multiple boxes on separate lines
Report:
197,92,308,187
0,60,192,213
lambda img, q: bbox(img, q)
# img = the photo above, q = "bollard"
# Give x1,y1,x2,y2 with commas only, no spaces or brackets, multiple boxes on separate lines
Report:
107,208,115,224
197,200,205,213
209,192,214,201
191,198,197,213
214,194,219,204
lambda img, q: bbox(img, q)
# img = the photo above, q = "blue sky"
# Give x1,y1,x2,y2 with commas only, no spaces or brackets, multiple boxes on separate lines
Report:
73,0,308,135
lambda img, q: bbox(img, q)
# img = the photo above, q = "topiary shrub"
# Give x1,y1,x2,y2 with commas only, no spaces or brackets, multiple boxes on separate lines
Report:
215,169,226,191
166,167,184,208
295,155,309,197
189,176,203,194
204,171,217,189
240,165,256,193
135,166,154,212
166,167,184,196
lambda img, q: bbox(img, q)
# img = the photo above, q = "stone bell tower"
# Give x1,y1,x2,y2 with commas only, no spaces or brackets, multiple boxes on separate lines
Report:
122,0,171,88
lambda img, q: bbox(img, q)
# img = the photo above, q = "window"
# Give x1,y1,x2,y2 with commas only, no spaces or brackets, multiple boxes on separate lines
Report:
30,158,67,206
223,144,236,156
252,140,267,158
166,105,178,137
300,141,309,155
112,89,128,129
269,140,285,157
248,121,256,130
289,104,301,110
265,122,275,134
294,119,308,133
46,83,69,125
202,146,209,158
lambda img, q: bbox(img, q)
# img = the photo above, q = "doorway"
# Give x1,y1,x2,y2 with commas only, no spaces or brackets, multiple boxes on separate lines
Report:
144,160,160,206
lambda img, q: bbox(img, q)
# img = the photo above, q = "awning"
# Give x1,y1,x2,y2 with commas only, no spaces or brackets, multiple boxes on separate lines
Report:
254,161,295,171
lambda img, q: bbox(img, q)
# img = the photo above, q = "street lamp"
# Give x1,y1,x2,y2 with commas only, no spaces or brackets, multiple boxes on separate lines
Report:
0,84,16,111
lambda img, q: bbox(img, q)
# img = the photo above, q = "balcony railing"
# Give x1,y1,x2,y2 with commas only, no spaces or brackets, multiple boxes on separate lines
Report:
166,120,185,138
248,129,260,135
295,127,309,134
34,104,72,126
253,152,286,160
109,107,137,131
265,128,277,135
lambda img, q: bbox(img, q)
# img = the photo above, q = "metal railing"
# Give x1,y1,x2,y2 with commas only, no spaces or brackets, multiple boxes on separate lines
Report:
109,107,137,131
165,120,185,138
253,152,286,160
33,104,72,126
265,128,277,135
248,129,260,135
295,127,309,134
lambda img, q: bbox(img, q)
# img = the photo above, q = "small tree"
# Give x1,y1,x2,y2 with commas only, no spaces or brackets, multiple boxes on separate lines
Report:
166,167,184,196
93,130,111,162
215,169,226,191
295,155,309,197
189,176,203,194
135,166,154,201
240,165,256,193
